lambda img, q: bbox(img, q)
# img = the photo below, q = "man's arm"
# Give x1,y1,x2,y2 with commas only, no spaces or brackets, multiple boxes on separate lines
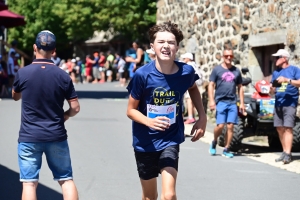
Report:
12,89,21,101
64,98,80,121
208,81,216,110
188,83,207,141
237,84,245,113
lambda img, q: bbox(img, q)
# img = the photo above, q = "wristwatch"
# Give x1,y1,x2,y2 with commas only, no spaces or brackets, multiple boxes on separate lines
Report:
289,79,292,84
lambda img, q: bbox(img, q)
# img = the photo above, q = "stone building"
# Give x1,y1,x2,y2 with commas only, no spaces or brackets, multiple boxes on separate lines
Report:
156,0,300,87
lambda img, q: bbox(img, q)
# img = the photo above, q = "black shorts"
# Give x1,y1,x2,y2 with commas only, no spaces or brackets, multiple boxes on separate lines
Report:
134,145,179,180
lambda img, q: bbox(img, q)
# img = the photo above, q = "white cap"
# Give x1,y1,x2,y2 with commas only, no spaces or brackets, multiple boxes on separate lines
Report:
272,49,290,58
146,48,155,55
71,59,76,63
181,52,193,60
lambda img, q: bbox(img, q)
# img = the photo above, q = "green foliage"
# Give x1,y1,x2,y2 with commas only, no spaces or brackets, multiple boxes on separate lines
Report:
7,0,157,55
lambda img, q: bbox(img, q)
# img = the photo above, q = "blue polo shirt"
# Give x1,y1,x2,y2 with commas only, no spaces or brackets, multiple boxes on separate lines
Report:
13,59,78,143
127,61,199,152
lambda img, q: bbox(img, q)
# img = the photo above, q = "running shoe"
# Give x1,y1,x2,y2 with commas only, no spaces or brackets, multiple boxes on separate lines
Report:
283,153,292,164
209,141,216,155
222,149,234,158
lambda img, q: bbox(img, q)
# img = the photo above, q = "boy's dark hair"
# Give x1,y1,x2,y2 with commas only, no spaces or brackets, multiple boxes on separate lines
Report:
148,21,183,45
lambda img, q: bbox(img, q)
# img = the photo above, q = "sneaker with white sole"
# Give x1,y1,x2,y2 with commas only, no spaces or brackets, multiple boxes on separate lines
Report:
222,149,234,158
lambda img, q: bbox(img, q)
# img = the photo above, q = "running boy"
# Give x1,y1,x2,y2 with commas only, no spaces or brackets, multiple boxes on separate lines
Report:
126,21,207,200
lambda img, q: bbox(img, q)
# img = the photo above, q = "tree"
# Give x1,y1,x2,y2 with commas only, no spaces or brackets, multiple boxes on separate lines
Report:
7,0,157,57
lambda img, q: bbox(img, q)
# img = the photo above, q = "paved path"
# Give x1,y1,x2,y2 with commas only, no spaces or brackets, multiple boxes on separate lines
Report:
1,82,300,200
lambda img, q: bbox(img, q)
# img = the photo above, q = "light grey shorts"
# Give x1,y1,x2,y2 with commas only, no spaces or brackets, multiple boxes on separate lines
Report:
274,106,296,128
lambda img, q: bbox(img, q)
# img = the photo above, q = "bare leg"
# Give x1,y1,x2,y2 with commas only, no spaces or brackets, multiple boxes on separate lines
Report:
213,123,225,142
140,178,158,200
59,180,78,200
276,127,285,151
161,167,177,200
22,182,38,200
283,127,293,154
225,123,234,149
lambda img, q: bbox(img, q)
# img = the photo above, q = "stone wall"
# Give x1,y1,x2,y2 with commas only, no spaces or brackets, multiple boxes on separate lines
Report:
156,0,300,82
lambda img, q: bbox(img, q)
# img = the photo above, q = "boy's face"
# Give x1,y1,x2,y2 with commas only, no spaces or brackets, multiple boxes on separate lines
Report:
151,31,178,61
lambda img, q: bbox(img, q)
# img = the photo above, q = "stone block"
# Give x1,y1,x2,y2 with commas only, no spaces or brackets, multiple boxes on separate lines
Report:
231,6,238,16
213,19,218,30
231,38,239,50
205,0,210,8
268,3,275,13
210,8,216,19
222,4,232,19
232,20,241,35
244,5,250,20
197,6,204,13
217,42,223,50
193,14,198,24
215,52,222,61
207,22,212,32
209,45,215,55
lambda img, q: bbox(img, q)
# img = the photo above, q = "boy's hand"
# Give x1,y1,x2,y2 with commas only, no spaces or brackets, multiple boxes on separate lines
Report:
190,118,207,142
147,116,170,131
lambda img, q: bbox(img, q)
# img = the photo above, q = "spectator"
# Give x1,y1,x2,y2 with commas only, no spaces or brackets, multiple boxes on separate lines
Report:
181,52,203,124
270,49,300,164
0,56,9,97
208,48,245,158
12,30,80,200
51,51,61,67
98,52,106,83
8,40,17,57
7,51,16,91
115,53,126,86
106,51,114,82
85,55,93,83
146,48,156,61
92,52,100,83
125,40,144,72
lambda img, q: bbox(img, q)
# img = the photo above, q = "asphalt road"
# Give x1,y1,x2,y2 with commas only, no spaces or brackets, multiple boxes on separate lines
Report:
1,82,300,200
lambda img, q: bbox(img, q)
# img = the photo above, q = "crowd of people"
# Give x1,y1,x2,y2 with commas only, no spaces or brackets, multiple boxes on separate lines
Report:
49,41,156,87
0,40,22,98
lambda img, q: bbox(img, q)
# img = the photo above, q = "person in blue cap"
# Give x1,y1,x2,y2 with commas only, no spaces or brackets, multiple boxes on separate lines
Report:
12,30,80,200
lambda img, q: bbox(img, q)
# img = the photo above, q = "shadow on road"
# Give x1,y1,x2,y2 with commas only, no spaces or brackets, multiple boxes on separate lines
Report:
0,165,63,200
76,91,128,99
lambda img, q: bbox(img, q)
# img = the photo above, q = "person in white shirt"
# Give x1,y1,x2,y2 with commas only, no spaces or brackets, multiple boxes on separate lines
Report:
117,55,126,86
181,52,203,124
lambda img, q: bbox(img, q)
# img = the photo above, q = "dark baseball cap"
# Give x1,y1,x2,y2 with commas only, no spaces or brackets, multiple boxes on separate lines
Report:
35,30,56,51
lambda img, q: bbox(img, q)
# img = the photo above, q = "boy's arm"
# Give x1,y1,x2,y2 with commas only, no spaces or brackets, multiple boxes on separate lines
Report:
188,83,207,141
126,95,170,131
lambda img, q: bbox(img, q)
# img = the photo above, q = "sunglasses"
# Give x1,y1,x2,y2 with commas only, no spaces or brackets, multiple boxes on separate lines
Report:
223,55,234,58
276,56,283,59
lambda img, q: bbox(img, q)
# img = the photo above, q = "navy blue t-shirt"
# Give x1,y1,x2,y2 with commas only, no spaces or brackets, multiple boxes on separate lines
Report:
271,65,300,107
127,61,199,152
209,65,242,104
13,59,78,142
93,57,99,68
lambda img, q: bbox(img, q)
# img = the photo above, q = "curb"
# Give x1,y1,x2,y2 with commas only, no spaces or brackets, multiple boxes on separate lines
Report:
184,124,300,174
